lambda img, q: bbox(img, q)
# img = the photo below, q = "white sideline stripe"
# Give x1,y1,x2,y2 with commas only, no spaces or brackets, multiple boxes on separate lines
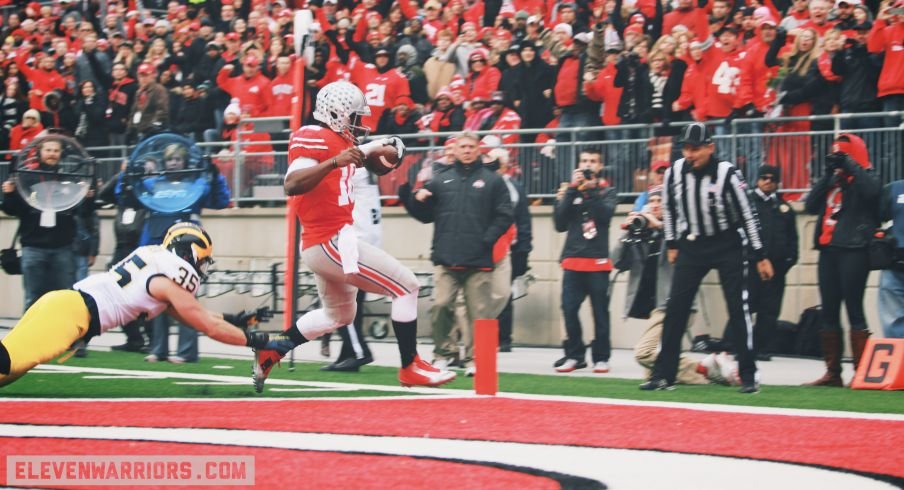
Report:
7,365,904,422
0,424,895,490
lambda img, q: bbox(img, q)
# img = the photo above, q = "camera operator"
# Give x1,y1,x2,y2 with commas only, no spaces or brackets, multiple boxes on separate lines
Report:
553,149,616,374
615,186,738,385
803,133,881,386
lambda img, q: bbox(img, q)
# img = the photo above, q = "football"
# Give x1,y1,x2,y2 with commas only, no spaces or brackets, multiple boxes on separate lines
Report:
362,142,402,176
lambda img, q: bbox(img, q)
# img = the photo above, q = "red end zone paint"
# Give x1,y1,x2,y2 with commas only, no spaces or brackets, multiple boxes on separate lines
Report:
0,438,559,490
0,399,901,480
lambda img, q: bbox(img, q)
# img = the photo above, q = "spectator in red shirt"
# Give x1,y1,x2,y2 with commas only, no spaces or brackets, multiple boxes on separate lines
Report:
267,55,295,117
464,49,501,101
868,1,904,133
216,54,271,118
16,49,66,112
8,109,43,154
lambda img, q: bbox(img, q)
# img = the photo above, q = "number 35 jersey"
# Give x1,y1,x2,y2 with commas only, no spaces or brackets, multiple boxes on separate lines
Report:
74,246,201,333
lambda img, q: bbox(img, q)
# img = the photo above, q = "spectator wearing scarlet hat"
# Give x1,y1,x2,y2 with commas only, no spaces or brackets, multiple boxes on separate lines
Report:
464,48,501,102
215,54,271,118
378,94,421,136
804,134,880,386
632,160,670,212
15,48,66,112
419,88,465,141
127,63,169,141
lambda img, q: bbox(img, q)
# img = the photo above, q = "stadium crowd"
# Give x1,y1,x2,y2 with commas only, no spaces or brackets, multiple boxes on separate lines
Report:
0,0,900,180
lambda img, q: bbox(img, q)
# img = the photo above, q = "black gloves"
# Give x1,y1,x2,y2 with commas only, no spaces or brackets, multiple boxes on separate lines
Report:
825,152,856,174
225,307,273,330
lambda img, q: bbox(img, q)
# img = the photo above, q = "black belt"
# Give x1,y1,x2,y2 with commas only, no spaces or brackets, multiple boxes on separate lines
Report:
76,289,102,342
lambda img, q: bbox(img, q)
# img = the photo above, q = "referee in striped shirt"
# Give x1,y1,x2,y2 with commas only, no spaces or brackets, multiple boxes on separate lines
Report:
640,123,774,394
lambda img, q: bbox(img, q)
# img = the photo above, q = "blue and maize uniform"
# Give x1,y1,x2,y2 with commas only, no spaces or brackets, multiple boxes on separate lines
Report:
0,246,200,387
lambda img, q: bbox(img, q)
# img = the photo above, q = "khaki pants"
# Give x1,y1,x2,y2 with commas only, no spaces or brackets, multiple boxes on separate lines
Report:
431,266,494,363
633,309,708,385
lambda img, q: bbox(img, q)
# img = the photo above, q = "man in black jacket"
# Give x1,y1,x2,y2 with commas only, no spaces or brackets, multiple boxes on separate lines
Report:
1,137,91,310
407,132,514,373
747,165,798,360
830,21,882,131
553,149,617,374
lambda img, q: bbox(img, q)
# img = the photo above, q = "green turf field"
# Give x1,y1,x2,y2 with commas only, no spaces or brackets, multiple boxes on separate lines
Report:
2,351,902,414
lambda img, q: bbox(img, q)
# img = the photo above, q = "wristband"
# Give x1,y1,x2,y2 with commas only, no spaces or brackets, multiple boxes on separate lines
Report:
331,157,338,169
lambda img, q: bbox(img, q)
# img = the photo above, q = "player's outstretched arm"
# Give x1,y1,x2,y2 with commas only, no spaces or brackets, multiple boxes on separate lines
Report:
284,147,365,196
148,276,248,346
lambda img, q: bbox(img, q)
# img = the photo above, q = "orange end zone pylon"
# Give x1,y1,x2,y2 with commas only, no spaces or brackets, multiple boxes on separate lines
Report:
474,319,499,395
851,339,904,390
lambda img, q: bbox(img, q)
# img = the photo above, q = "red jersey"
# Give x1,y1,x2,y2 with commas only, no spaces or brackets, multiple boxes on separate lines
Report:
868,20,904,97
215,68,272,117
267,72,295,117
287,125,357,249
699,46,753,118
354,64,410,133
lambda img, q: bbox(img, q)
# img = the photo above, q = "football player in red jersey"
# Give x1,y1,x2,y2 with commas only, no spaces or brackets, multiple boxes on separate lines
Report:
251,81,456,392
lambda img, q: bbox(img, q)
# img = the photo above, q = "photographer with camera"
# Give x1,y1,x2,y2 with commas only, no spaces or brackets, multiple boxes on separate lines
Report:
803,133,881,386
615,185,739,385
553,149,616,374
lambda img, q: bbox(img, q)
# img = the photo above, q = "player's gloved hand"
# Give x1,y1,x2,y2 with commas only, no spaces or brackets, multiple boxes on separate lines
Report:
224,307,272,329
382,136,406,159
244,330,296,355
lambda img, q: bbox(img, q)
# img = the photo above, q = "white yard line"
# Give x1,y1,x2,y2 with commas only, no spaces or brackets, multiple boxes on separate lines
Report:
4,364,903,422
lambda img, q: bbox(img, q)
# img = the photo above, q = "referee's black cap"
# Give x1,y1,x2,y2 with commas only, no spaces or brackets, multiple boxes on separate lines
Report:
680,123,713,146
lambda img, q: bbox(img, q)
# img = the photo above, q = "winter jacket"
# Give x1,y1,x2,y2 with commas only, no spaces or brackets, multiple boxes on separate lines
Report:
127,82,169,135
611,227,671,318
830,43,882,113
750,190,798,271
406,161,514,269
517,59,556,129
106,78,137,135
554,183,617,262
804,155,881,250
74,95,108,148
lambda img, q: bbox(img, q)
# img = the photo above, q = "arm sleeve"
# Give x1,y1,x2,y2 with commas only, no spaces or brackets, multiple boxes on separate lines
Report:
804,172,834,214
662,168,678,247
482,177,515,246
726,169,766,259
403,181,436,223
553,188,575,232
203,174,232,209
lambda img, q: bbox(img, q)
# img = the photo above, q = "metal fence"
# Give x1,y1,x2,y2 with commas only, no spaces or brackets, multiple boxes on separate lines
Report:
1,111,900,205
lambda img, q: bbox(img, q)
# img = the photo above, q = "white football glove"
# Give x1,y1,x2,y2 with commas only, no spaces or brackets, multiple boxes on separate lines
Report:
382,136,406,159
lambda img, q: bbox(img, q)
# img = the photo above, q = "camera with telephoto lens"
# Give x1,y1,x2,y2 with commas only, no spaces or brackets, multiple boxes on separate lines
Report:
826,152,847,170
627,214,649,234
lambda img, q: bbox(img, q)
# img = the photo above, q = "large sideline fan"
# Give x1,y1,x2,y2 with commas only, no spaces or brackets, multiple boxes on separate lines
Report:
12,134,95,223
125,133,211,214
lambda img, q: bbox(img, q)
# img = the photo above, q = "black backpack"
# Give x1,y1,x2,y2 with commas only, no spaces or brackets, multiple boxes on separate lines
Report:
768,320,799,355
795,306,823,358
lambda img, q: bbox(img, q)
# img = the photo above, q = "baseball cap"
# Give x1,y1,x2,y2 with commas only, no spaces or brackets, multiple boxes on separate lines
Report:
757,17,778,27
496,28,513,40
225,32,240,41
137,63,155,75
242,55,260,67
425,0,442,9
490,91,505,103
206,41,222,51
624,24,643,36
679,122,713,146
375,47,390,56
835,0,861,6
515,10,529,20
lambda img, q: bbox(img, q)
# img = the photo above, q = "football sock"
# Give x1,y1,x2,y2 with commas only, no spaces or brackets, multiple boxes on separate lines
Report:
285,323,309,346
392,319,418,367
0,342,10,375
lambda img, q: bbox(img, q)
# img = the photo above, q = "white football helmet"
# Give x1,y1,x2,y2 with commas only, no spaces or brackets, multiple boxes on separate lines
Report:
313,81,371,143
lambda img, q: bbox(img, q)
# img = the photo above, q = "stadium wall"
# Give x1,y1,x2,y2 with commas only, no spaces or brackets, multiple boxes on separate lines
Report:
0,205,876,353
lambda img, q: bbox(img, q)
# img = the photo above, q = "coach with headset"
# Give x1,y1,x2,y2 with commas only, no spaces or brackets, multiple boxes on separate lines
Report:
640,123,773,394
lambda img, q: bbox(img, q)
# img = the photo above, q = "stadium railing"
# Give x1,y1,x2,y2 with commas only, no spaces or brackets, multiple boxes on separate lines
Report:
0,111,899,205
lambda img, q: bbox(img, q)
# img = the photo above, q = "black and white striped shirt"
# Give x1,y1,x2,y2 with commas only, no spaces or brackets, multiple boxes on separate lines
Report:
662,157,765,256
